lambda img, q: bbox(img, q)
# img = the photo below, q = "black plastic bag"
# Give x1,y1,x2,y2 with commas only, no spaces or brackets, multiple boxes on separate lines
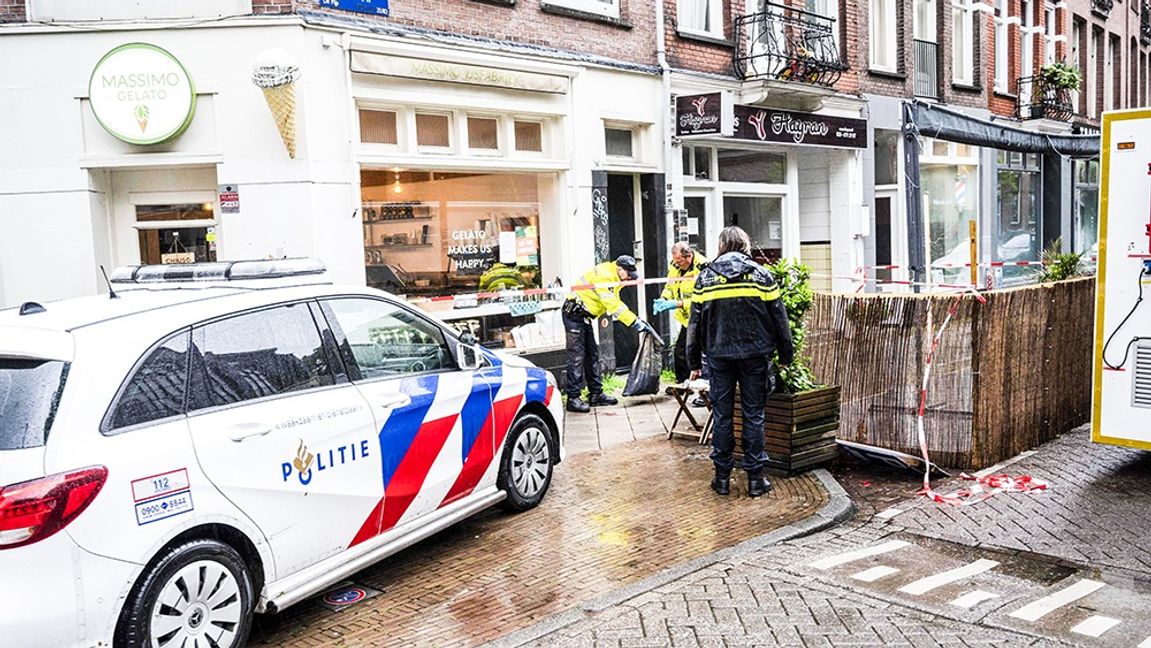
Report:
622,331,664,396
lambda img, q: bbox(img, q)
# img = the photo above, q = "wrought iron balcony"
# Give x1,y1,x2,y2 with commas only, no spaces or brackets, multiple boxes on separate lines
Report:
1142,1,1151,46
1016,75,1075,121
1092,0,1113,18
914,39,939,99
733,3,847,87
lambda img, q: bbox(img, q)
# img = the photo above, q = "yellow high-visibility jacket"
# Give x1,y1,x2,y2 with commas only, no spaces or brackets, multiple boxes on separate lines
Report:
571,261,637,326
660,249,709,327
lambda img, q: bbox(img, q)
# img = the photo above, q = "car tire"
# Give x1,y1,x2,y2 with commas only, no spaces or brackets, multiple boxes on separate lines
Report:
497,413,556,512
115,538,254,648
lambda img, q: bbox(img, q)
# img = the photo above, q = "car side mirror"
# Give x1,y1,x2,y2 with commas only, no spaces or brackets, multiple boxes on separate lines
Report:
458,333,483,370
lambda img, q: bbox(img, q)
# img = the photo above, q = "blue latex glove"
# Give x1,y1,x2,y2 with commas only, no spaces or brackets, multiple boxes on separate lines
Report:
652,298,678,315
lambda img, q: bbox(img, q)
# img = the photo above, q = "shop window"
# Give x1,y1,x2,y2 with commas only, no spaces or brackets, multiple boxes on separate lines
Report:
514,121,543,152
723,195,784,264
1074,159,1099,257
468,117,499,151
135,203,217,265
605,127,634,158
361,169,543,298
995,151,1042,283
717,150,786,184
416,113,451,149
682,147,692,178
693,147,712,180
922,163,979,284
874,131,899,186
360,109,398,145
678,0,723,37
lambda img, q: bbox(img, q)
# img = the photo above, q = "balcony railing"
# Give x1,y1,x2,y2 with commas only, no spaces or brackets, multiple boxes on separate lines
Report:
914,39,939,99
1016,75,1075,121
1093,0,1113,18
733,3,847,86
1142,1,1151,46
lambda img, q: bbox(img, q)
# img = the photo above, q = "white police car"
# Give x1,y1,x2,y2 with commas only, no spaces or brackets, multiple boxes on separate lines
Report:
0,259,563,648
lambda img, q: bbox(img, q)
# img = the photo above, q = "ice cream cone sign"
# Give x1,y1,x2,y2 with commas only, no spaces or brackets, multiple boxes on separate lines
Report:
134,105,150,133
251,49,301,159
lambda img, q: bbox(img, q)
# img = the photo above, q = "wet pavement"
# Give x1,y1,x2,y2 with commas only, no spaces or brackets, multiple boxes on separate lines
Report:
507,425,1151,647
248,394,831,647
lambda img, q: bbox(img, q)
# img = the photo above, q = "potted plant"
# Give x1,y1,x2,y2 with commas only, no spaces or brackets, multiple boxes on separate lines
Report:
1039,62,1082,91
730,260,840,474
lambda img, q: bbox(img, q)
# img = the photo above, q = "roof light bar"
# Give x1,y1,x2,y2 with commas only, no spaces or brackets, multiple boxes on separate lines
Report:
109,258,327,284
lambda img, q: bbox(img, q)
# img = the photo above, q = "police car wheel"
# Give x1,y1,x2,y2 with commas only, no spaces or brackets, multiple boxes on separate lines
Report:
498,414,555,512
115,539,254,648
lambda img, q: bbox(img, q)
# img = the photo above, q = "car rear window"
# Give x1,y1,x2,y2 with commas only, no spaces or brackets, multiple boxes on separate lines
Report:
0,359,69,450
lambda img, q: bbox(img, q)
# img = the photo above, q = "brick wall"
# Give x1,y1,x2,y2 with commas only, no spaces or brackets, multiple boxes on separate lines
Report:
0,0,26,23
297,0,658,67
664,0,860,94
857,0,915,98
1065,0,1151,123
252,0,294,14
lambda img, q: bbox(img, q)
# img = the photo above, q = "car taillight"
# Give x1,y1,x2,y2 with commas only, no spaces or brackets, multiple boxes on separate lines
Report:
0,466,108,550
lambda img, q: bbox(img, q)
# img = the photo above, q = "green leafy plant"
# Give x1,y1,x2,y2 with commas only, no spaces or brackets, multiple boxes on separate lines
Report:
660,368,677,384
766,259,821,394
1036,237,1088,282
1040,62,1081,91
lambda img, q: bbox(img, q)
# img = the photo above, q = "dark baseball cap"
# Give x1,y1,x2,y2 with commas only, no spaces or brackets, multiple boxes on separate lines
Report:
615,255,639,279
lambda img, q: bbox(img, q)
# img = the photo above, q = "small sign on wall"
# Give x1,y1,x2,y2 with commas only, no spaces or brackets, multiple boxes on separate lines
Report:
218,184,239,214
161,252,196,264
319,0,390,16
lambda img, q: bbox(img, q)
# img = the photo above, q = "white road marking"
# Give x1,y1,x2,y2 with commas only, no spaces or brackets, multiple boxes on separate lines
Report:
1070,615,1121,638
898,559,1001,595
851,566,901,582
949,590,1000,609
875,507,904,520
808,540,911,570
1007,579,1106,622
1138,635,1151,648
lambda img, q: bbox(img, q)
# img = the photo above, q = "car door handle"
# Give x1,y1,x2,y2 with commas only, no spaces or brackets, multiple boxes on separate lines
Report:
379,393,412,410
228,423,273,443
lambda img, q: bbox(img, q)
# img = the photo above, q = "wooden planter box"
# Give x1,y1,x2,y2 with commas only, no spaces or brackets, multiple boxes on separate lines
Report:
732,385,841,475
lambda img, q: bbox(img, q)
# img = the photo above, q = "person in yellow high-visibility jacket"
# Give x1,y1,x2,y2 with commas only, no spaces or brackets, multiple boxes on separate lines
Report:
652,242,708,384
562,255,656,413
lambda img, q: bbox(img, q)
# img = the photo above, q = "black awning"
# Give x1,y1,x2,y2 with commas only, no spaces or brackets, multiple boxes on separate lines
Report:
908,100,1100,157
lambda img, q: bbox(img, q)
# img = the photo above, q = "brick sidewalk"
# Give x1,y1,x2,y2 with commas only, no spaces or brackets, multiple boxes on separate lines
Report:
249,394,831,647
887,426,1151,575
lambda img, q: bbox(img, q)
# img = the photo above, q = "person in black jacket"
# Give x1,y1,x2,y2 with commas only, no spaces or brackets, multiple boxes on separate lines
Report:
687,226,794,498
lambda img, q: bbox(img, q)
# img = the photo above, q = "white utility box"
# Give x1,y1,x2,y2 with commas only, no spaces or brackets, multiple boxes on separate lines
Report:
1093,109,1151,450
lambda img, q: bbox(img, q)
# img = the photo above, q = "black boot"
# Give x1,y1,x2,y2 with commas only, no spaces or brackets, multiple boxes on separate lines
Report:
747,475,771,498
566,397,591,413
588,393,618,406
710,475,731,496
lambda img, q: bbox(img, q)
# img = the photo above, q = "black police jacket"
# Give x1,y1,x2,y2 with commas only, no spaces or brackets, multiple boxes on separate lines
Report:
686,251,795,370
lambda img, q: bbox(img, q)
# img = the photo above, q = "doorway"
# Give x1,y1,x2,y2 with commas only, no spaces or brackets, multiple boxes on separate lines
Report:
135,203,218,264
607,174,638,371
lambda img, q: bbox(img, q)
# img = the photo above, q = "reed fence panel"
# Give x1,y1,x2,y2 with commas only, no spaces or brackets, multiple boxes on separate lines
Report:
806,277,1094,469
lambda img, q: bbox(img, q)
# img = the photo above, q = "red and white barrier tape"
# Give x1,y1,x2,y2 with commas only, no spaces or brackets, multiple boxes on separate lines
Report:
913,293,1047,506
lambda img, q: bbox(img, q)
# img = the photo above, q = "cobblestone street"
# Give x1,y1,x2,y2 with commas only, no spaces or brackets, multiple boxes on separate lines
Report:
249,395,831,647
499,426,1151,648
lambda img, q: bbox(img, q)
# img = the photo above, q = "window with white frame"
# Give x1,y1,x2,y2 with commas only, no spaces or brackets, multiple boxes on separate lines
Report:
953,0,975,85
605,127,634,158
1044,3,1056,64
541,0,619,19
915,0,937,42
994,0,1009,92
678,0,724,36
871,0,897,71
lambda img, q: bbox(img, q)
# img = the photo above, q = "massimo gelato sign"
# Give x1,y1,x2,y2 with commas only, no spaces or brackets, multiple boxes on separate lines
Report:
89,43,196,145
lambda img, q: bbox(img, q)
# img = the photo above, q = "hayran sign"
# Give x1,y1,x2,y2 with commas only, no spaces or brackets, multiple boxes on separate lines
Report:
89,43,196,145
732,105,866,149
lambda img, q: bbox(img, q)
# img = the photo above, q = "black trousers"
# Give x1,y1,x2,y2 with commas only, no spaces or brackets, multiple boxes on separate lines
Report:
707,355,770,477
673,329,689,383
563,310,602,398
